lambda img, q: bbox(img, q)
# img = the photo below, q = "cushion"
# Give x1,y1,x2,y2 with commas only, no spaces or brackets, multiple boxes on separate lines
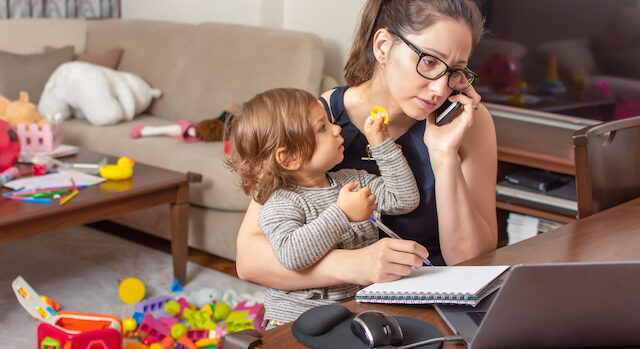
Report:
532,38,598,79
46,46,124,69
0,46,74,103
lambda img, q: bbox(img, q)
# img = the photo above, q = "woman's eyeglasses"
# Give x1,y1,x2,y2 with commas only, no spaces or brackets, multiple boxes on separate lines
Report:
388,29,477,91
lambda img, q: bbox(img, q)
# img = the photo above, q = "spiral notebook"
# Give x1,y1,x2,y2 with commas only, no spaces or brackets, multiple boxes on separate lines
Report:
356,265,510,307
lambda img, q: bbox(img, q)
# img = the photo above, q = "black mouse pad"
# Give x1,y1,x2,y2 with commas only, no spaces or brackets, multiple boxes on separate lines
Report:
291,304,443,349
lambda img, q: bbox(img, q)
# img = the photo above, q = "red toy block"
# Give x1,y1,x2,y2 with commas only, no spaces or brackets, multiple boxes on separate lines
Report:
138,313,170,343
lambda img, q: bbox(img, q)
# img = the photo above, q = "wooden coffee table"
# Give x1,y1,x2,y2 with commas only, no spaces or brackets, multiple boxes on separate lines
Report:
0,148,200,284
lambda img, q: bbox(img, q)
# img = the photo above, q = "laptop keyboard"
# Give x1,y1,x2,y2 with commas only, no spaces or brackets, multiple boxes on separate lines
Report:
466,311,487,326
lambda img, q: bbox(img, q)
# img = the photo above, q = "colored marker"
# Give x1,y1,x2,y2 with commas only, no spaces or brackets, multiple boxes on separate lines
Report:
370,216,433,266
31,190,70,198
3,196,51,203
3,185,88,197
60,188,79,205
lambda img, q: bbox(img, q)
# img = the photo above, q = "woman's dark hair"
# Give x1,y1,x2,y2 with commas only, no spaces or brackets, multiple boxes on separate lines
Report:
344,0,485,87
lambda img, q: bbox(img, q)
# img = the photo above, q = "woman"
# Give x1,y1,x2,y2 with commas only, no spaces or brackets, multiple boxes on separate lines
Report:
235,0,497,289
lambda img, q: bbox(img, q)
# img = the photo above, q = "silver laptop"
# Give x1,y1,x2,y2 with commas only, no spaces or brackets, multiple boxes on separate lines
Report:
434,262,640,349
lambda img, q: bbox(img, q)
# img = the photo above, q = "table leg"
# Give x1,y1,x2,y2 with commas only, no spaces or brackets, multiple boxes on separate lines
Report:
171,183,189,285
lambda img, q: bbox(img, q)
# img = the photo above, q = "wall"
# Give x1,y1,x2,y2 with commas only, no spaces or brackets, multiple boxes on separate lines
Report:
121,0,368,85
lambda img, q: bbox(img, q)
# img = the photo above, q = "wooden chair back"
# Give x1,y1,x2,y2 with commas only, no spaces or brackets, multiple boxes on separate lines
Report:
572,116,640,218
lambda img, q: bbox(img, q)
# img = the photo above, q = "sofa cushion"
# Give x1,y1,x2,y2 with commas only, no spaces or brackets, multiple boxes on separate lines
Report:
165,22,325,124
85,20,195,119
62,116,252,212
46,46,124,69
0,46,74,102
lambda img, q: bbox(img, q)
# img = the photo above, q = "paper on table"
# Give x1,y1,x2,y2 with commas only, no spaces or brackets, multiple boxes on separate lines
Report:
3,170,105,190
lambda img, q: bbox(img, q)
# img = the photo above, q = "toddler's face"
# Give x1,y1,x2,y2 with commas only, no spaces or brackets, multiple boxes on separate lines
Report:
304,101,344,174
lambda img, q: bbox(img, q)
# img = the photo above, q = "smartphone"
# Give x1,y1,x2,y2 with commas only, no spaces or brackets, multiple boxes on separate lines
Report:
435,92,463,126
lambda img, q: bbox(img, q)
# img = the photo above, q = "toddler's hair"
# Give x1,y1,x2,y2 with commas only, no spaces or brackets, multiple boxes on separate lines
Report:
225,88,318,204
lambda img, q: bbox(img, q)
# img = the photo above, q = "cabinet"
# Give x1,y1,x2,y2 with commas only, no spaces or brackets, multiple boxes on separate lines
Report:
489,103,600,245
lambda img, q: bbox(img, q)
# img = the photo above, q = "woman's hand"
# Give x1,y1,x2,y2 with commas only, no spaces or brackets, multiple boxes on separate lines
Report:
340,238,430,285
424,85,482,159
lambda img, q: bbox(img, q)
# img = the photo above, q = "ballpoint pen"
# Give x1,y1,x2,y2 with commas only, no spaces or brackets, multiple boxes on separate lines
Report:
370,216,433,266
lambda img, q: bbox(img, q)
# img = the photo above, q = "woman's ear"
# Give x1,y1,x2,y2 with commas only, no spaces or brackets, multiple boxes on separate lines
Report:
276,147,301,171
373,28,393,65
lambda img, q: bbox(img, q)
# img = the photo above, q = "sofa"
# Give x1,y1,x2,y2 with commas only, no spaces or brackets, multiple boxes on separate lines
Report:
0,18,337,261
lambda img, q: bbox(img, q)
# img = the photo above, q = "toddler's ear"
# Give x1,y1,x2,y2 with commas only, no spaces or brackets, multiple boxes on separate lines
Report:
276,147,302,171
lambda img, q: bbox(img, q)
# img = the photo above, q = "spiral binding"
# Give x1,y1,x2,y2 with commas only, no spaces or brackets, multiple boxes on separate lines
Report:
355,290,479,305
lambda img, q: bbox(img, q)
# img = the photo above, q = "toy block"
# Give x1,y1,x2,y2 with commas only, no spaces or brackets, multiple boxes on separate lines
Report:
186,329,208,341
184,310,216,330
124,341,150,349
171,278,183,292
138,313,171,343
195,338,220,347
158,316,179,329
171,323,188,339
132,311,145,324
177,335,198,349
16,122,63,152
160,336,175,349
142,335,157,346
164,300,182,317
213,324,227,339
230,301,265,332
135,295,173,314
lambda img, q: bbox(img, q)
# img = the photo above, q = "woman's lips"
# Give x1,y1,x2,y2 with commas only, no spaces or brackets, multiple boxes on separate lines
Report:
417,97,437,111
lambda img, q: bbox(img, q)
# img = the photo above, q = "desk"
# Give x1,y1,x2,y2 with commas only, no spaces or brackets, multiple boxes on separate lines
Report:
259,197,640,348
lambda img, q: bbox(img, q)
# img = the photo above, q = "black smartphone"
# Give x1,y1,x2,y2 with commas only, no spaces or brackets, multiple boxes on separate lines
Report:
435,92,463,126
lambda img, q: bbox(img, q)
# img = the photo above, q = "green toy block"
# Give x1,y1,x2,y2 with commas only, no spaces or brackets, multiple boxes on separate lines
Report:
225,310,256,333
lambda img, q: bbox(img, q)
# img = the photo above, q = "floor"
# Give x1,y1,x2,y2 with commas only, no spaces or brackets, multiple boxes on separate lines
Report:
88,220,239,278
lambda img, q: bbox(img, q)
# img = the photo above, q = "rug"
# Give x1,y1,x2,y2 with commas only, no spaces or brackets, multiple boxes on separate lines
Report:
0,225,266,347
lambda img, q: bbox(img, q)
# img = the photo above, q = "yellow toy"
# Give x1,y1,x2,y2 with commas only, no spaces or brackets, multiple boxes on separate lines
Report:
0,91,49,128
118,277,145,304
370,105,389,124
100,157,135,180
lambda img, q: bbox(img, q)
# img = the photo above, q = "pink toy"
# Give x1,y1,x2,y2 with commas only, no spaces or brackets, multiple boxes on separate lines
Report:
0,120,20,172
130,119,199,142
16,122,63,152
138,313,171,343
158,316,179,329
232,301,265,332
214,323,227,339
186,329,208,341
37,312,123,349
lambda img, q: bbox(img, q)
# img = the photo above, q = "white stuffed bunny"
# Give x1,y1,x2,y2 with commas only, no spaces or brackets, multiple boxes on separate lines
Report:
39,61,162,126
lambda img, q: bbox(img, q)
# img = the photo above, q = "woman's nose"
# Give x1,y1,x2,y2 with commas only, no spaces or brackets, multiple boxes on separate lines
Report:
430,73,451,96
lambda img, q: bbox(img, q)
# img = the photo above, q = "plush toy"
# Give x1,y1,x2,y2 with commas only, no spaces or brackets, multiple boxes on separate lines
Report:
0,119,20,172
0,91,49,128
39,61,162,126
130,103,237,142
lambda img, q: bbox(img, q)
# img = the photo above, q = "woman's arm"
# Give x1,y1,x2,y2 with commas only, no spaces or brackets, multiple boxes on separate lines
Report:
425,99,498,265
236,200,429,289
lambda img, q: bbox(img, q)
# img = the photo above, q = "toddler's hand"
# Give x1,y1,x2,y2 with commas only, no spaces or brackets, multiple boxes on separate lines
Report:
363,113,390,147
336,182,377,222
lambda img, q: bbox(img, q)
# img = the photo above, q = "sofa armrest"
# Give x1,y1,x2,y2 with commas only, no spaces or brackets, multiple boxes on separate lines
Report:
320,74,339,93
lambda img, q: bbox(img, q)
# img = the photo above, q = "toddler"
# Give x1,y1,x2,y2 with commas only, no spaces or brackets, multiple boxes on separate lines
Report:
225,88,419,327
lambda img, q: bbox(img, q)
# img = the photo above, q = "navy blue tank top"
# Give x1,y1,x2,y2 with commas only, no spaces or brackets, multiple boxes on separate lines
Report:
327,86,443,265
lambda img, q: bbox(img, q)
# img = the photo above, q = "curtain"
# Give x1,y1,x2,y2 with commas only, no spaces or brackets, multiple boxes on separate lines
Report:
0,0,119,19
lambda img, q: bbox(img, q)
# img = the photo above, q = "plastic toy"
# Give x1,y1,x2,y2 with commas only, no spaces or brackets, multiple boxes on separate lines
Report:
171,278,184,292
100,157,135,180
186,329,208,341
212,302,232,321
479,54,518,95
134,295,172,314
225,301,265,333
41,295,61,311
37,312,123,349
171,323,188,339
123,317,138,336
0,119,20,172
540,54,566,95
0,167,18,185
118,277,146,304
12,276,58,322
130,103,237,143
177,335,198,349
138,313,171,343
370,106,389,124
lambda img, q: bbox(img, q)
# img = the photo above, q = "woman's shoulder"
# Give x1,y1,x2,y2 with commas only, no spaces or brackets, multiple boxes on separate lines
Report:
460,103,497,161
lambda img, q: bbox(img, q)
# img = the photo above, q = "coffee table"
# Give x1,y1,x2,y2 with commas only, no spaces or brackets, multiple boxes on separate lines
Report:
0,148,200,284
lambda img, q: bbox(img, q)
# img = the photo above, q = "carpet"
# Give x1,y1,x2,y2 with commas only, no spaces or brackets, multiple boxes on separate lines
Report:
0,225,266,347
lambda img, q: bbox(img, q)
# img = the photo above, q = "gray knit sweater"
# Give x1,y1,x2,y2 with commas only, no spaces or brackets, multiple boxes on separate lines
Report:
258,138,419,323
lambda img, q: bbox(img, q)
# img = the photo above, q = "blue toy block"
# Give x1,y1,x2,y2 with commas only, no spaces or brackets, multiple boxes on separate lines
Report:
132,311,144,324
171,278,184,292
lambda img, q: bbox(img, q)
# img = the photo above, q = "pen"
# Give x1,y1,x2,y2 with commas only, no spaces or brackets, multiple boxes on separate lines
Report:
370,216,433,266
3,196,52,203
60,188,79,205
3,185,88,197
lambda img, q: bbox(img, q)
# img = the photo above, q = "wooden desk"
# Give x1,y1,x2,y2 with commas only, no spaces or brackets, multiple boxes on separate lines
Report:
259,197,640,348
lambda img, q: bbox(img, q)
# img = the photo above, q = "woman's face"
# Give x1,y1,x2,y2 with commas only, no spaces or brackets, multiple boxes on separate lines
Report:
382,19,473,121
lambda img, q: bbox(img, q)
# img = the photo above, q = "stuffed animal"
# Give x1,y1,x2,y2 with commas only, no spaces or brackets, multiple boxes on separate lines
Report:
130,103,237,142
0,91,49,128
38,61,162,126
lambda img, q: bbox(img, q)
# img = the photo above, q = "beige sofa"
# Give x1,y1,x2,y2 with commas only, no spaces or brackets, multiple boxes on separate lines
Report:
0,18,336,260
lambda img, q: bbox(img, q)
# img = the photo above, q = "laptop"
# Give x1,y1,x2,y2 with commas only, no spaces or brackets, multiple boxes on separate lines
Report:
434,262,640,348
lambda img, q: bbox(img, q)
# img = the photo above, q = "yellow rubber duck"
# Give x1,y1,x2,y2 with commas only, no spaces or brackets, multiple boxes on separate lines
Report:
99,157,135,180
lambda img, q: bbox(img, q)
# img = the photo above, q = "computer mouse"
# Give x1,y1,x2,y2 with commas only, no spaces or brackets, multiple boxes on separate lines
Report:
350,310,403,348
